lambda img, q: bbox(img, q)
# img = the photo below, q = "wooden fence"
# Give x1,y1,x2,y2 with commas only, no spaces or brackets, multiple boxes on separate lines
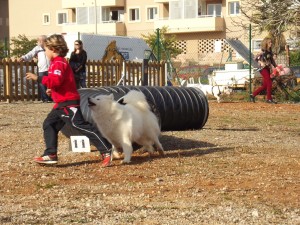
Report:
0,59,166,102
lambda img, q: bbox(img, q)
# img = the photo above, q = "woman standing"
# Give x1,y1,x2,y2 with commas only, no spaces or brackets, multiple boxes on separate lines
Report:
250,37,277,104
69,40,87,88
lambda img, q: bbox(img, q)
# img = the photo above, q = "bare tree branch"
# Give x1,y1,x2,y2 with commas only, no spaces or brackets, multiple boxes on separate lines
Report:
230,0,300,53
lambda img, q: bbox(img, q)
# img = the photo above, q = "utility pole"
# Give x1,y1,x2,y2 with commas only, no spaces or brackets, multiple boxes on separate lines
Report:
249,24,252,100
95,0,98,34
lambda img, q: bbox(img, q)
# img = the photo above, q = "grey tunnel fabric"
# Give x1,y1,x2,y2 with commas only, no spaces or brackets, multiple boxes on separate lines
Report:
61,86,209,137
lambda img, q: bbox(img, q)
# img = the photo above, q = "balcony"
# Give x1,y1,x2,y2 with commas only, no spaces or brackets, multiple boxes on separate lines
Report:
62,21,126,36
154,16,225,33
62,0,125,8
99,0,125,7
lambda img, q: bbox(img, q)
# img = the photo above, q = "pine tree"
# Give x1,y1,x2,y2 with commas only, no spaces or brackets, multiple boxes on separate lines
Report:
141,26,182,61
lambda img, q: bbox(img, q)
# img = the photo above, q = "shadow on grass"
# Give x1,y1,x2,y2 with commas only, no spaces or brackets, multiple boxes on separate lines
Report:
160,134,215,150
52,134,232,167
204,127,260,132
125,146,233,166
41,159,101,168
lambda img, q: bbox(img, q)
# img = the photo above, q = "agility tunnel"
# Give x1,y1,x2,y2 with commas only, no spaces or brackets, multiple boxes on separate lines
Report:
62,86,209,137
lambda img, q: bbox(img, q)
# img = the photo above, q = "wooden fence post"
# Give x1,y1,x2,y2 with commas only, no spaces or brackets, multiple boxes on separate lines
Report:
1,59,166,103
5,59,12,103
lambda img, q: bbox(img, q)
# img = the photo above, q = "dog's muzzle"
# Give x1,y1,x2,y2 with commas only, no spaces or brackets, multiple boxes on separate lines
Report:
87,97,96,107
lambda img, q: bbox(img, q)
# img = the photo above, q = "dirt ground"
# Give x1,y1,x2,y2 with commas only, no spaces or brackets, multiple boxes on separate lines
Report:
0,99,299,224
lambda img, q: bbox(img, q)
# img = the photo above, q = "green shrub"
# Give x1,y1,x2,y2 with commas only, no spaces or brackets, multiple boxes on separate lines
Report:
290,50,300,66
10,34,37,58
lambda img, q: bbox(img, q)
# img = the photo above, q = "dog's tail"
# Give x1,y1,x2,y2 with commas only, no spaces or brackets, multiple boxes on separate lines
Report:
123,90,150,112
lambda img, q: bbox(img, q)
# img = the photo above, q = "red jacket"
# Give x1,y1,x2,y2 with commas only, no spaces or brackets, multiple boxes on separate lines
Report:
41,56,80,108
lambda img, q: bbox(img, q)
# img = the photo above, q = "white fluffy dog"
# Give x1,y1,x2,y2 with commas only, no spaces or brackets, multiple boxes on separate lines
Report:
199,84,232,103
88,90,164,164
187,83,232,103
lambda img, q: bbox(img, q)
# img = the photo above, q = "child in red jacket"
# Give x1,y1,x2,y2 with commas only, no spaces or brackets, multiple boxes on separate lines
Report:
26,34,112,167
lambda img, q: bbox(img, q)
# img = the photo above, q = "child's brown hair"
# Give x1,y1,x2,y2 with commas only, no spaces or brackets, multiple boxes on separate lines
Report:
260,37,272,51
45,34,69,57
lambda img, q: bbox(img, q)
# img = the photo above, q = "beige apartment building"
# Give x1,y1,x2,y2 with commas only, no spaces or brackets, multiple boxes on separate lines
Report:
8,0,63,39
7,0,272,64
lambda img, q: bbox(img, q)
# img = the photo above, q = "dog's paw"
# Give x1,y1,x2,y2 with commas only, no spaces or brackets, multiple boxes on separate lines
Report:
112,150,122,159
157,149,165,156
121,160,131,164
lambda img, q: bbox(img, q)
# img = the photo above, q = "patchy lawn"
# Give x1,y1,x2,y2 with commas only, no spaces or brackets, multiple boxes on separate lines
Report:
0,100,299,224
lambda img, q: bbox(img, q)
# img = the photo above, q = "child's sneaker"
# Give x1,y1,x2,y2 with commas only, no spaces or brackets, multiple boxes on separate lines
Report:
33,154,58,164
101,151,112,167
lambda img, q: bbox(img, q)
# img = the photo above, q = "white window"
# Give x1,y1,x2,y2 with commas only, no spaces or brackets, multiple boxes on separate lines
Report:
229,1,240,15
170,0,183,19
89,7,96,24
119,11,125,22
42,13,50,25
147,7,158,20
184,0,196,18
77,7,100,24
88,6,100,24
252,39,262,51
77,7,88,24
207,4,222,17
57,11,68,25
102,7,110,22
129,8,140,21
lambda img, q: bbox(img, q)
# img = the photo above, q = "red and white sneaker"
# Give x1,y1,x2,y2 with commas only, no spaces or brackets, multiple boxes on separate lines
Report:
101,152,112,167
33,154,58,164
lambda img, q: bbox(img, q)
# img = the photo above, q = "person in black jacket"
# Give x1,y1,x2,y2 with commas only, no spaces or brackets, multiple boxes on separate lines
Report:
69,40,87,89
250,37,277,104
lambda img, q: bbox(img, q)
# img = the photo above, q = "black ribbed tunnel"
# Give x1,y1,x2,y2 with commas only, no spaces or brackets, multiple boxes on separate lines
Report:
61,86,209,137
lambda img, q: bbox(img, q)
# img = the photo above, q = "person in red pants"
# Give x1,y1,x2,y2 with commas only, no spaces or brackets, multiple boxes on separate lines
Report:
250,37,277,104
